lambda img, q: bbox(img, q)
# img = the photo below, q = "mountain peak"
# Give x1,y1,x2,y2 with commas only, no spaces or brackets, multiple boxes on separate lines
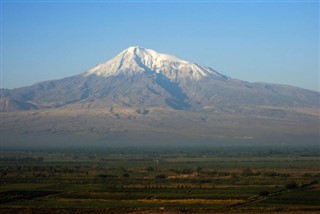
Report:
121,46,145,56
85,47,227,81
125,46,146,52
121,46,188,64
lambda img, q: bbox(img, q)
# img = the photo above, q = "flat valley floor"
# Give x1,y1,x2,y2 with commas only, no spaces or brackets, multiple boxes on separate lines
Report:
0,146,319,213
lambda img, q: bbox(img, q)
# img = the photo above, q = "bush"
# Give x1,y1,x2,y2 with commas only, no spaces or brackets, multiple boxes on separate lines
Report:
231,172,238,178
97,174,118,179
259,191,270,196
182,168,192,174
217,171,230,176
285,181,297,189
155,174,166,179
262,171,280,177
309,180,318,185
146,166,154,172
242,168,254,176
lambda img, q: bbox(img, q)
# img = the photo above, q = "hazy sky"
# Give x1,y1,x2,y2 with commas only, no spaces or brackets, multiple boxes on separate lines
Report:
1,1,319,91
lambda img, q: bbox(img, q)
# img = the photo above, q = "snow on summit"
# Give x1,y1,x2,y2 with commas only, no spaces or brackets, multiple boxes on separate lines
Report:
85,46,227,81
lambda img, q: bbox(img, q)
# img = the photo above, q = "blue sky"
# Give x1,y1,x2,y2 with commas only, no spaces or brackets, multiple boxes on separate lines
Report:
1,1,319,91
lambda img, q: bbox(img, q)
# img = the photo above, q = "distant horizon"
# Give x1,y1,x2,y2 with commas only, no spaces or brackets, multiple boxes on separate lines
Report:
1,1,319,91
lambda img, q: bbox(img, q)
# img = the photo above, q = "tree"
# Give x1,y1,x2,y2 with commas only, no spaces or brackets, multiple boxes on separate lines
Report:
155,174,166,179
146,166,154,172
285,181,297,189
242,168,254,176
259,191,270,196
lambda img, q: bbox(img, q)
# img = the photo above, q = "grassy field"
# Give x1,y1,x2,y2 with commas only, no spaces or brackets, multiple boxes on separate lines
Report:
0,146,319,213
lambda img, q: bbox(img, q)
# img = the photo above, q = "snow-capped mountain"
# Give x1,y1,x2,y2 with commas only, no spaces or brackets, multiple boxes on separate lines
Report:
1,47,319,147
85,46,227,81
1,46,318,112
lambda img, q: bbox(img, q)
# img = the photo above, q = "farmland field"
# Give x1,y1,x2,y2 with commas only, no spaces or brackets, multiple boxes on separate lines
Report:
0,146,319,213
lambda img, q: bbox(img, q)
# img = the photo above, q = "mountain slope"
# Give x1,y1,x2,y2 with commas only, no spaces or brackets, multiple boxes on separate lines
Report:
1,46,319,147
1,46,318,112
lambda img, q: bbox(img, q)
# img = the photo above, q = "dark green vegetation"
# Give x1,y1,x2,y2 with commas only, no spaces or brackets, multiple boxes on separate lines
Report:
1,146,319,213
